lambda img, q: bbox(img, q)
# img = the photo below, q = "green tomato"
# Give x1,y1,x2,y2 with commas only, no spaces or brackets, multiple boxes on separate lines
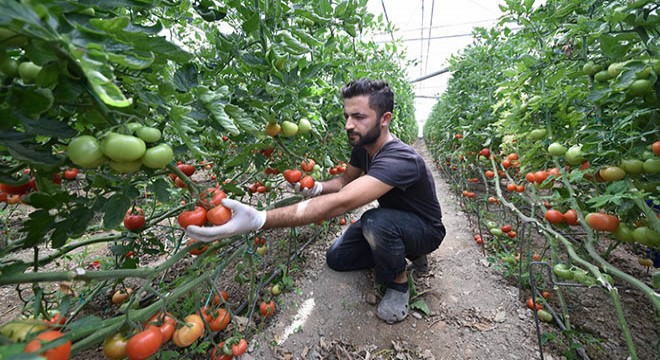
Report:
536,309,553,323
628,79,652,97
632,226,660,247
582,61,602,76
613,224,634,243
565,145,585,165
110,160,142,173
598,166,626,181
0,57,18,77
572,269,595,286
17,61,42,83
594,70,613,82
527,129,547,140
298,118,312,134
271,284,281,296
101,133,146,162
547,142,567,157
135,126,162,143
68,135,107,168
607,61,627,77
141,143,173,169
489,228,503,237
281,121,299,137
643,158,660,174
620,159,644,175
553,263,573,280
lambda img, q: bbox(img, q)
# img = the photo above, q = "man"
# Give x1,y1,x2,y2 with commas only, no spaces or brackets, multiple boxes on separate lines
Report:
187,79,445,323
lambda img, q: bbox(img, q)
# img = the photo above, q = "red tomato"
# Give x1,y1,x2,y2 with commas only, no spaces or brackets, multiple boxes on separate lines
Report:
126,326,162,360
207,205,232,226
283,169,302,183
254,236,267,246
300,159,316,172
532,254,542,261
212,291,230,305
209,308,231,332
112,288,133,305
542,291,551,299
198,188,227,209
500,224,512,233
652,141,660,156
525,172,535,183
545,209,565,224
585,213,620,232
124,207,145,231
485,170,495,178
507,231,517,238
299,175,315,190
145,312,176,343
231,338,248,356
339,218,347,225
174,177,187,188
563,209,579,225
526,298,543,311
63,168,79,180
177,163,195,176
479,148,491,157
0,182,31,195
24,330,71,360
515,184,525,192
178,206,208,228
187,239,209,255
533,170,549,184
507,153,518,161
506,183,516,192
43,313,66,327
259,300,276,317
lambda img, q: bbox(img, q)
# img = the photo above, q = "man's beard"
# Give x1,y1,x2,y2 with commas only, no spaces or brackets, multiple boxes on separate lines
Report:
347,124,381,147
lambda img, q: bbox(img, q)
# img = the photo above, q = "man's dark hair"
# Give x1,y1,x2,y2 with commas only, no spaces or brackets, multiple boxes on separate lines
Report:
341,79,394,119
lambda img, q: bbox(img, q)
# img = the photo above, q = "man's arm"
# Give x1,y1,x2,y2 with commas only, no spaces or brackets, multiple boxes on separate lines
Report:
264,173,391,229
318,164,362,194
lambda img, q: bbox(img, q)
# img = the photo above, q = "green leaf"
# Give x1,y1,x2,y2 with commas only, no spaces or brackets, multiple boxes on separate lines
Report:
22,209,56,248
103,193,131,229
20,116,77,138
225,105,259,133
149,178,171,203
89,16,130,33
23,192,58,209
198,86,240,135
0,261,30,277
13,87,54,116
7,142,61,166
107,51,155,70
173,63,199,92
242,13,260,34
410,299,430,315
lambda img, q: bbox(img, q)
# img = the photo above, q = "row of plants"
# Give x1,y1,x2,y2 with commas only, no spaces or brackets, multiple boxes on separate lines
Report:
424,0,658,359
0,0,417,359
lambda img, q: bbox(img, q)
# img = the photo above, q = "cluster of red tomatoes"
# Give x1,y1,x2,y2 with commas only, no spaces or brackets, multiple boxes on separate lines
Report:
169,163,196,188
0,167,79,205
282,158,318,190
178,187,232,229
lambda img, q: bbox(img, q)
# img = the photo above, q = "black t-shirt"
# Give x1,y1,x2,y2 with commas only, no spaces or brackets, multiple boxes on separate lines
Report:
349,138,443,229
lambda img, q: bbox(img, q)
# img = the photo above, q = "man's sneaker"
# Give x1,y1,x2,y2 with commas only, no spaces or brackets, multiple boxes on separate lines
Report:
376,288,409,324
410,254,429,273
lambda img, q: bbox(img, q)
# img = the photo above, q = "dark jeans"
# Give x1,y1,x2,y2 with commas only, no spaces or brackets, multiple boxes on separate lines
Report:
325,208,445,284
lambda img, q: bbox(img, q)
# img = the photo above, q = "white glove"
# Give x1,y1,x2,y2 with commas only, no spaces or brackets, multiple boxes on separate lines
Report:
286,181,323,198
185,199,266,242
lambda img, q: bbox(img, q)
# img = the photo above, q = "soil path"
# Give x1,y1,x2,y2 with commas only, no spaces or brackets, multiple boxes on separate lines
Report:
251,140,553,360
